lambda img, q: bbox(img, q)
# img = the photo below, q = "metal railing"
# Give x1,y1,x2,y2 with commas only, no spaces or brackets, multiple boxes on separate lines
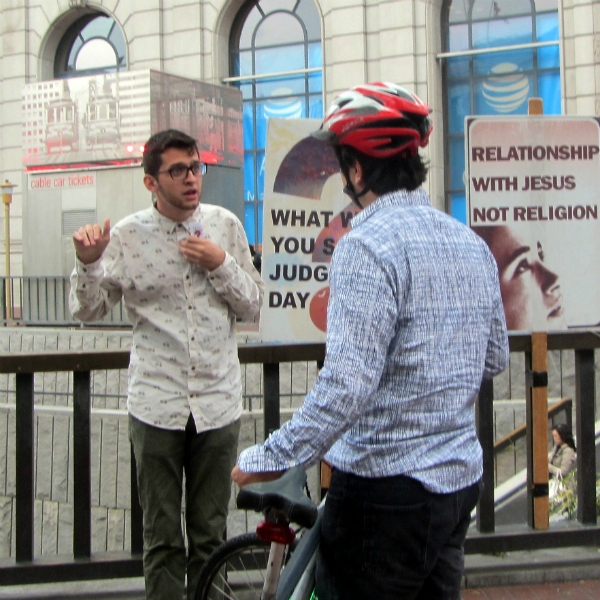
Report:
1,276,130,327
0,333,598,586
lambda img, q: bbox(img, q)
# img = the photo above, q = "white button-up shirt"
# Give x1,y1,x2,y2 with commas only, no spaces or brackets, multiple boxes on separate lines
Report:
70,203,264,432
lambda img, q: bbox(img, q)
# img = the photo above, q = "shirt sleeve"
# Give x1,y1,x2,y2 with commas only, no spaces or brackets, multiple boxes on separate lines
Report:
483,249,510,379
238,236,397,473
207,217,264,322
69,235,124,322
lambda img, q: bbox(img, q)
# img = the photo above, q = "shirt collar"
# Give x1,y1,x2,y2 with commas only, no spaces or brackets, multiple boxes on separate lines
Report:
151,203,203,235
351,188,431,228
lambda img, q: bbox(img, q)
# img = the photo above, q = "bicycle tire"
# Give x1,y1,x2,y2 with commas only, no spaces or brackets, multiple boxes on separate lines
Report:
193,532,276,600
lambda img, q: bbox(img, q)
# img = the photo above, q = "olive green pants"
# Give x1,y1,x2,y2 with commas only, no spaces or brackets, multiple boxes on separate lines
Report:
129,414,241,600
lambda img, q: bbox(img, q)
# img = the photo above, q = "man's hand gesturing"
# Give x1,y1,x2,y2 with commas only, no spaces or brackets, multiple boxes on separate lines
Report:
73,218,111,265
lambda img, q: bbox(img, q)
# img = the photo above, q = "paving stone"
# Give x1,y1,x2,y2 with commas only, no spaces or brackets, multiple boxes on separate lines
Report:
0,496,13,559
91,506,108,553
34,415,54,501
40,500,58,555
57,501,73,555
50,415,70,503
106,507,127,552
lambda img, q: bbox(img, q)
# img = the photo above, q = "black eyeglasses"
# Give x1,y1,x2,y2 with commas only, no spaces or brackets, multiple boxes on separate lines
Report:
158,162,207,180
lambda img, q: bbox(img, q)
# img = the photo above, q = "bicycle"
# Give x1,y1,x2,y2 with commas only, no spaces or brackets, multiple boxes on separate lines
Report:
193,466,323,600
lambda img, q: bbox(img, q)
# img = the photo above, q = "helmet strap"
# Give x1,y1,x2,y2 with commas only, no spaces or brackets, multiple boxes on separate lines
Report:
340,163,369,209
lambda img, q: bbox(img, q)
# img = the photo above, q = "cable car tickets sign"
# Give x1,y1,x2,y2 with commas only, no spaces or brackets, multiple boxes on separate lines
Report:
260,118,359,342
466,116,600,331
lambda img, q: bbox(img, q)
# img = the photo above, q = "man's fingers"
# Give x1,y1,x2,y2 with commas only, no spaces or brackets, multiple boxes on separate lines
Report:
74,222,111,246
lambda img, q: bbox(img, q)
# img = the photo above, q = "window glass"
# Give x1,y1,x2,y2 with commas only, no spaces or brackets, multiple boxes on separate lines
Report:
80,15,113,38
232,0,323,244
537,44,559,70
244,203,257,245
448,83,471,134
448,23,469,53
536,13,559,42
308,70,323,93
309,95,323,118
471,16,532,49
75,39,118,71
256,74,307,99
471,0,532,20
240,7,262,48
257,151,266,200
450,193,467,224
473,47,533,76
449,136,466,190
243,103,254,147
474,76,530,115
538,71,561,114
447,55,469,79
442,0,560,223
56,13,126,78
308,42,322,69
255,45,305,76
244,153,256,201
255,14,304,46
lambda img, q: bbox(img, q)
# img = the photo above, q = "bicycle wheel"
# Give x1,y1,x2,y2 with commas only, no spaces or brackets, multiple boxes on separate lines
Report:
194,532,274,600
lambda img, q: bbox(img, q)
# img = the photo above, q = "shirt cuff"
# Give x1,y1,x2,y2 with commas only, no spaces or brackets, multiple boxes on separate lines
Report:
207,252,234,280
76,256,103,276
238,443,296,473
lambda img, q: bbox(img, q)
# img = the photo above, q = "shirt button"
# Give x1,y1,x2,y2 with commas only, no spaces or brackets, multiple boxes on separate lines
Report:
191,336,195,341
186,275,190,280
188,305,192,309
191,366,196,371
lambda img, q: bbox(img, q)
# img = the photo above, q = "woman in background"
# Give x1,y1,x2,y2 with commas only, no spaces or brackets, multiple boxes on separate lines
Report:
548,423,577,478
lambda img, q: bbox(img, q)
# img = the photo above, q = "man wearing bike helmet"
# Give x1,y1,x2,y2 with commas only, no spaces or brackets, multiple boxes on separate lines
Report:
233,82,509,599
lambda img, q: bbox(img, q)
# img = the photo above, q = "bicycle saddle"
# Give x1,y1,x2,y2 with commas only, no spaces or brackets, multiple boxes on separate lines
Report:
236,466,318,529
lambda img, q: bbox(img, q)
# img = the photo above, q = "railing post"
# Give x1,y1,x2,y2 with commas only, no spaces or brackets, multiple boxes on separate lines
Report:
575,348,597,524
73,370,92,558
15,373,35,562
476,377,495,533
525,332,549,529
263,363,280,440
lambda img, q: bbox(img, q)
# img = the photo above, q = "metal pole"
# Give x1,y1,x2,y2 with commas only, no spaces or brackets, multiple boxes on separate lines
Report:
4,201,10,320
1,180,14,322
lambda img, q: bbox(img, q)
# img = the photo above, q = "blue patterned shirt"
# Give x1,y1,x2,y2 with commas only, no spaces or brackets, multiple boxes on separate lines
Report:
239,188,509,493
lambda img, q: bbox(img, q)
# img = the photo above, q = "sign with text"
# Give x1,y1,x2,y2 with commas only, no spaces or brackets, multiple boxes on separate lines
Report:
260,119,358,342
28,171,95,190
466,116,600,331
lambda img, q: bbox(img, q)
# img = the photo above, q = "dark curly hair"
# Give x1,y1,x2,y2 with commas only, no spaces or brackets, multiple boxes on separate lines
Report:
334,144,428,195
143,129,198,177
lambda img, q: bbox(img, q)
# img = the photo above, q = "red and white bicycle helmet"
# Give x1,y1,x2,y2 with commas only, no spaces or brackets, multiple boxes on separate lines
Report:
314,82,433,158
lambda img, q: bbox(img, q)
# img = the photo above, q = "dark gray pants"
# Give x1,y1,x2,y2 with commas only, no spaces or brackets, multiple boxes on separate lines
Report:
129,414,240,600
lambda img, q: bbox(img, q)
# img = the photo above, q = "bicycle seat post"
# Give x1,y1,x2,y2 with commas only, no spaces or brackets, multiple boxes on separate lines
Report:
262,541,287,600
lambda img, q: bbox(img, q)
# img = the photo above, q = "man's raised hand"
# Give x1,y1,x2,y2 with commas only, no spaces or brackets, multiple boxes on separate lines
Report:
73,218,111,265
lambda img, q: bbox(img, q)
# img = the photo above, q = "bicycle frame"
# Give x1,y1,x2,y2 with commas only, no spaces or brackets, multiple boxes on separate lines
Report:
276,502,325,600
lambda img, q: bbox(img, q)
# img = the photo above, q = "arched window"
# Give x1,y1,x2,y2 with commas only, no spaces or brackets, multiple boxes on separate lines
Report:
441,0,560,223
54,13,126,79
227,0,323,245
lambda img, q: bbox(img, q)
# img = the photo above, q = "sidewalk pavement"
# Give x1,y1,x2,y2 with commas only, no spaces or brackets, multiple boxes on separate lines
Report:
2,577,600,600
462,580,600,599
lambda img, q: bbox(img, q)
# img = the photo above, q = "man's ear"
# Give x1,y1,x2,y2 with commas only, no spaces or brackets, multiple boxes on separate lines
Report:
353,160,364,185
143,174,158,193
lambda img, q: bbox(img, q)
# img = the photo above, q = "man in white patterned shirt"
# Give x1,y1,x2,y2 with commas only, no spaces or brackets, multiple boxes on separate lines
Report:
232,84,509,599
70,129,263,600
